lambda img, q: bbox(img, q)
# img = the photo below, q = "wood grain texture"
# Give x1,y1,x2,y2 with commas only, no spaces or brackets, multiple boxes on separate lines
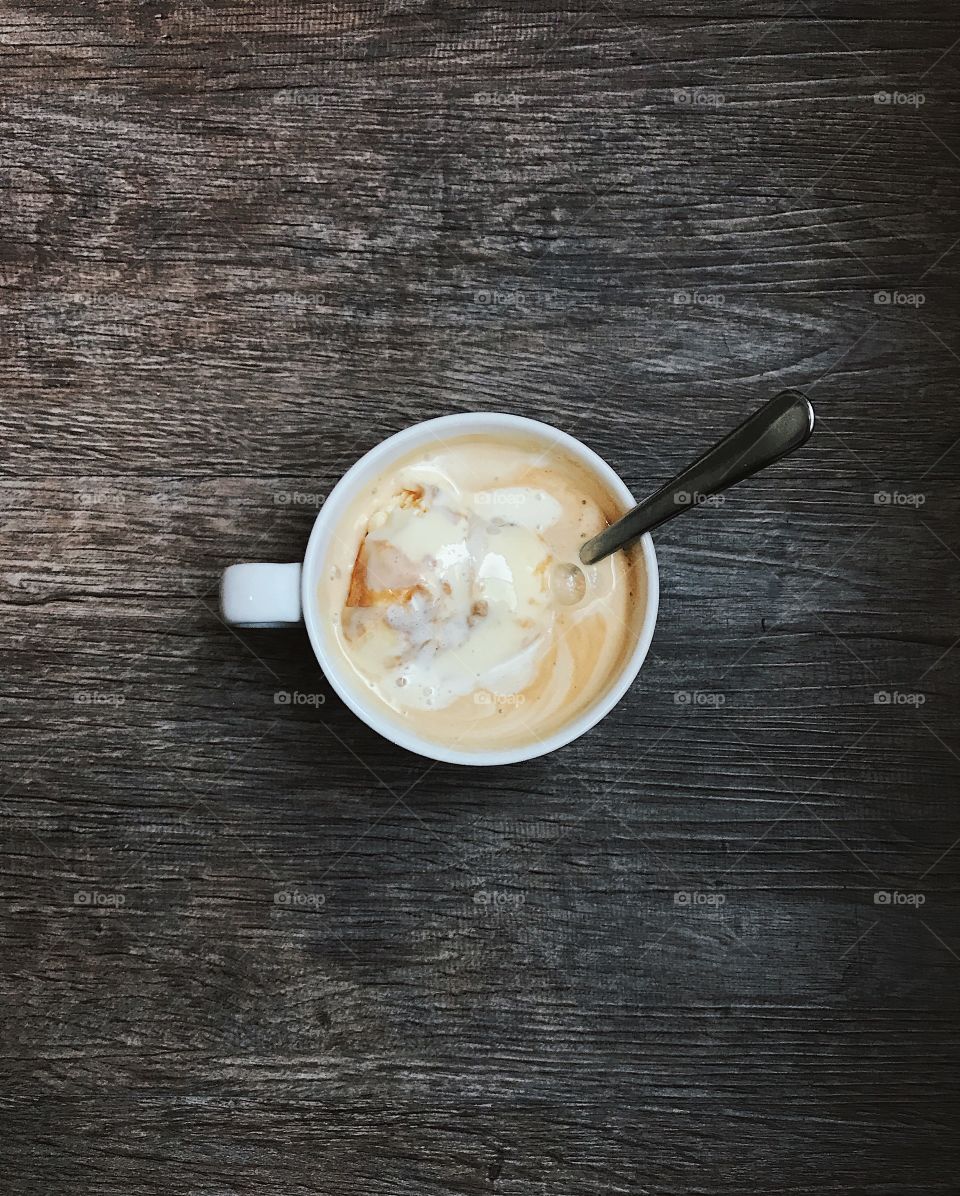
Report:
2,1,960,1192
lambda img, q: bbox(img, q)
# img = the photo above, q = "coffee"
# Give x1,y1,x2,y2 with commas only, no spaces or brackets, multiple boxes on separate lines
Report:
317,431,647,752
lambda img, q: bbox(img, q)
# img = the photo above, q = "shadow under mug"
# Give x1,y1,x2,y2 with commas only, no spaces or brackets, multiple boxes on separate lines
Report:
220,413,660,766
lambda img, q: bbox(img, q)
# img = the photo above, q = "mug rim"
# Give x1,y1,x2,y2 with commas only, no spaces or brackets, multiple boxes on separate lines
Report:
301,413,659,766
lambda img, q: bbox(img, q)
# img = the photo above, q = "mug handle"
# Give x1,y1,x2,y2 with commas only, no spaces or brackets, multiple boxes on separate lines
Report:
220,562,302,627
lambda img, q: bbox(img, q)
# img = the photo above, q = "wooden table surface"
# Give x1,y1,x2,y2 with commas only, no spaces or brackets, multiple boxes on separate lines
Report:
3,3,959,1192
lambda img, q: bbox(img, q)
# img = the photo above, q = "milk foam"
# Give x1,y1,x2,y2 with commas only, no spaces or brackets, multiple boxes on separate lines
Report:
342,482,562,710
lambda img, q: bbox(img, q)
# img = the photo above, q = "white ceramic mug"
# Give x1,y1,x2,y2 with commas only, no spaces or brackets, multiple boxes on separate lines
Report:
220,413,659,766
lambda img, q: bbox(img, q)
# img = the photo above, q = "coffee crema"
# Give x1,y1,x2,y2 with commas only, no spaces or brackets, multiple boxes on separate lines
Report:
318,432,647,752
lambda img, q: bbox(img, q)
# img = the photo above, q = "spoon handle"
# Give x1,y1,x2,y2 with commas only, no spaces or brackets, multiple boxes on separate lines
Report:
579,389,815,565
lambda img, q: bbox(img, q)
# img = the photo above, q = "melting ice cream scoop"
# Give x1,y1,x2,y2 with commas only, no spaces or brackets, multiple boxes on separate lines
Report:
342,482,569,710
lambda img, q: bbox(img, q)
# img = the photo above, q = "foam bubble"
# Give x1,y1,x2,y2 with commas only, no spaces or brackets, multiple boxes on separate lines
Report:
551,562,587,606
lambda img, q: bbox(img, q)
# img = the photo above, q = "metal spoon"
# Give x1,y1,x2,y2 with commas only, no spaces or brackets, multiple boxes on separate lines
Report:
579,389,815,566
